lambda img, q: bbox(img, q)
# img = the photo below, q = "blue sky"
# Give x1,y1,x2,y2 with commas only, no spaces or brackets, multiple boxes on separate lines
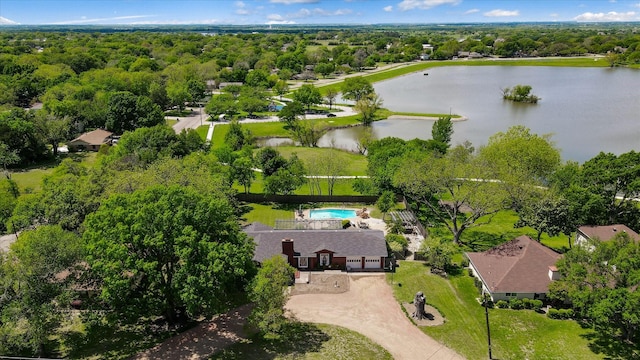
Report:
1,0,640,25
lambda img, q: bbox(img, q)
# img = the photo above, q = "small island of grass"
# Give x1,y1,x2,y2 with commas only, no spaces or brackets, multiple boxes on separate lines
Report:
502,85,540,104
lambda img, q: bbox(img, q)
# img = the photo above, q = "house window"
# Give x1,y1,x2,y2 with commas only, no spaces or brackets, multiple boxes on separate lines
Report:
298,257,308,268
505,292,517,297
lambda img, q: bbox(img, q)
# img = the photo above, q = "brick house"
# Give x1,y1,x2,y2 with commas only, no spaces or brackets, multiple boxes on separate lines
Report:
466,235,562,302
244,222,388,271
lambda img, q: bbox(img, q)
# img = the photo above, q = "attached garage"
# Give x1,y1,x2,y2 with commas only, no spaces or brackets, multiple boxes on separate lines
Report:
346,257,362,270
364,257,380,269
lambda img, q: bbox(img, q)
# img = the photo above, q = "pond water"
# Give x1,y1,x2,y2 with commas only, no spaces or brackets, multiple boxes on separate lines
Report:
317,66,640,162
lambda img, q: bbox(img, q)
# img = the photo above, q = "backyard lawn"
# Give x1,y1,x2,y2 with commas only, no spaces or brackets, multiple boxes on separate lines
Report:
389,261,607,360
10,152,98,192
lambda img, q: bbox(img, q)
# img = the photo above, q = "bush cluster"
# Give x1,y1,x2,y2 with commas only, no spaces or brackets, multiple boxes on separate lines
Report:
494,298,543,311
547,308,574,320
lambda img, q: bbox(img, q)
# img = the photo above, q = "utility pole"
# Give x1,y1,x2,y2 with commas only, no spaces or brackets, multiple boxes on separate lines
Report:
483,291,493,359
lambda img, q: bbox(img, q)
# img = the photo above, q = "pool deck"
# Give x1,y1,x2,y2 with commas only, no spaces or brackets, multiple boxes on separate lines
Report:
295,208,387,232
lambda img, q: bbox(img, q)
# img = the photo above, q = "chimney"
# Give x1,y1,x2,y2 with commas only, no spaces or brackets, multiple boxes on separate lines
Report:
282,238,295,265
548,265,561,281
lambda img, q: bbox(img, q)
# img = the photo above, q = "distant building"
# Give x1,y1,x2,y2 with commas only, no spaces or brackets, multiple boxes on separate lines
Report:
67,129,113,152
575,224,640,247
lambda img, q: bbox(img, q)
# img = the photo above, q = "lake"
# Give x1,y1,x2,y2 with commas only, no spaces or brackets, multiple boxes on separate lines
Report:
317,66,640,162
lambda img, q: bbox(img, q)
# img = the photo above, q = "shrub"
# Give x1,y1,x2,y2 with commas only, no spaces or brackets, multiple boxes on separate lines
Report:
467,267,474,277
522,298,532,309
531,299,543,312
559,308,574,319
496,300,509,309
548,308,573,319
473,277,483,292
509,298,524,310
460,257,470,268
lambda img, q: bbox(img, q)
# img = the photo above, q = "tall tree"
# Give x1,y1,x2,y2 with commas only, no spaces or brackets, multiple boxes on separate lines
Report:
394,145,506,245
354,93,383,126
341,76,374,102
431,115,453,150
479,126,560,211
249,255,296,339
324,88,338,110
515,193,572,242
34,112,71,158
83,185,255,323
0,225,83,357
292,84,322,111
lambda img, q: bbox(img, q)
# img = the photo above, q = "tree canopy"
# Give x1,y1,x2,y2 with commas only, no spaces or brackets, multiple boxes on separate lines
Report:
83,185,255,323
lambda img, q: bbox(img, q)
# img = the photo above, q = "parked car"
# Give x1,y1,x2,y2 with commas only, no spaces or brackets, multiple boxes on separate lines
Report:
327,113,337,118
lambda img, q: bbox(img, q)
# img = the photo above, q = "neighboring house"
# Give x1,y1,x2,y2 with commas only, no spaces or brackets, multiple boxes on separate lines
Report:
244,222,388,271
68,129,113,152
575,224,640,247
466,235,562,302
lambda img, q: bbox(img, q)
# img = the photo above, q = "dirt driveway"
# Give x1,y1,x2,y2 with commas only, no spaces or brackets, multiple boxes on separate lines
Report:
286,274,465,360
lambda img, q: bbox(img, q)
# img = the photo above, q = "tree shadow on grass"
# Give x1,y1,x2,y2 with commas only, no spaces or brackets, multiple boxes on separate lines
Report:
62,314,191,360
211,322,330,360
579,325,640,360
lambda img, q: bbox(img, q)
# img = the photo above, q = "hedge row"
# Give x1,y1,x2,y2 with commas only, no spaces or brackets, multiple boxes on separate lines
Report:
547,308,574,320
495,298,543,312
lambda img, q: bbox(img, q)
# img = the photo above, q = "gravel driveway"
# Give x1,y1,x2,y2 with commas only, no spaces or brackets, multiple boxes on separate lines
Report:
286,274,464,360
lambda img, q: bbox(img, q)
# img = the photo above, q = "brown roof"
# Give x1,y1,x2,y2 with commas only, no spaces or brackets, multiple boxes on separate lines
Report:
69,129,113,146
466,235,562,294
578,224,640,242
244,222,387,262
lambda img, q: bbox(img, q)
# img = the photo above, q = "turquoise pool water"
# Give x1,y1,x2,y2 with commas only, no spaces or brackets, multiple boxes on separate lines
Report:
309,209,356,219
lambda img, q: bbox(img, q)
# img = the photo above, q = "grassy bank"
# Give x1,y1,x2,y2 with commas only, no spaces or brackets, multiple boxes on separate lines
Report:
390,261,604,360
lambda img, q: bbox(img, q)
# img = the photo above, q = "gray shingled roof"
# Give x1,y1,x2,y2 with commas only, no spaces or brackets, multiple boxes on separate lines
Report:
244,223,387,262
466,235,562,294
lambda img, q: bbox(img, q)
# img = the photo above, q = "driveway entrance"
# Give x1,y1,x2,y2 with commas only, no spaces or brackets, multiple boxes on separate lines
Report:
286,274,464,360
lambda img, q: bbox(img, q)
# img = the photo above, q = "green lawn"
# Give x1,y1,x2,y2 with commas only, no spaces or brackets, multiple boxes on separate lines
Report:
9,152,98,192
233,176,361,197
389,261,604,360
196,124,209,141
211,322,392,360
274,146,368,176
455,210,572,252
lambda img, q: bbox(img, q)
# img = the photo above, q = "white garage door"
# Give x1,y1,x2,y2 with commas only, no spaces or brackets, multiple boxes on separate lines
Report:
346,257,362,269
364,257,380,269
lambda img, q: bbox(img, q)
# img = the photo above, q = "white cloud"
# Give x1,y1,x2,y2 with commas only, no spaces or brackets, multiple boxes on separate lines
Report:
270,0,318,4
398,0,461,11
484,9,520,17
52,15,155,25
236,1,249,15
574,11,637,21
633,2,640,8
549,13,559,18
0,16,20,25
609,0,617,3
464,9,479,15
384,5,393,12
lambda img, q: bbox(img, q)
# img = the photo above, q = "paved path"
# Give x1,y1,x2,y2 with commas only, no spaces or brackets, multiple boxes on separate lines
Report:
286,274,465,360
133,304,251,360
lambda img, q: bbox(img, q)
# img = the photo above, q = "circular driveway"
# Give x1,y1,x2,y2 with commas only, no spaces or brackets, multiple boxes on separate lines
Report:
286,274,464,360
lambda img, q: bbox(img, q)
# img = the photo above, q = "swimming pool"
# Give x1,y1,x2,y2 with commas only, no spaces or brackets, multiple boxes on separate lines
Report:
309,209,356,219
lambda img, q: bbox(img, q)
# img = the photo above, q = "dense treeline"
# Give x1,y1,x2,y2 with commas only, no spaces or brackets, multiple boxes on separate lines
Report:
1,25,639,167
